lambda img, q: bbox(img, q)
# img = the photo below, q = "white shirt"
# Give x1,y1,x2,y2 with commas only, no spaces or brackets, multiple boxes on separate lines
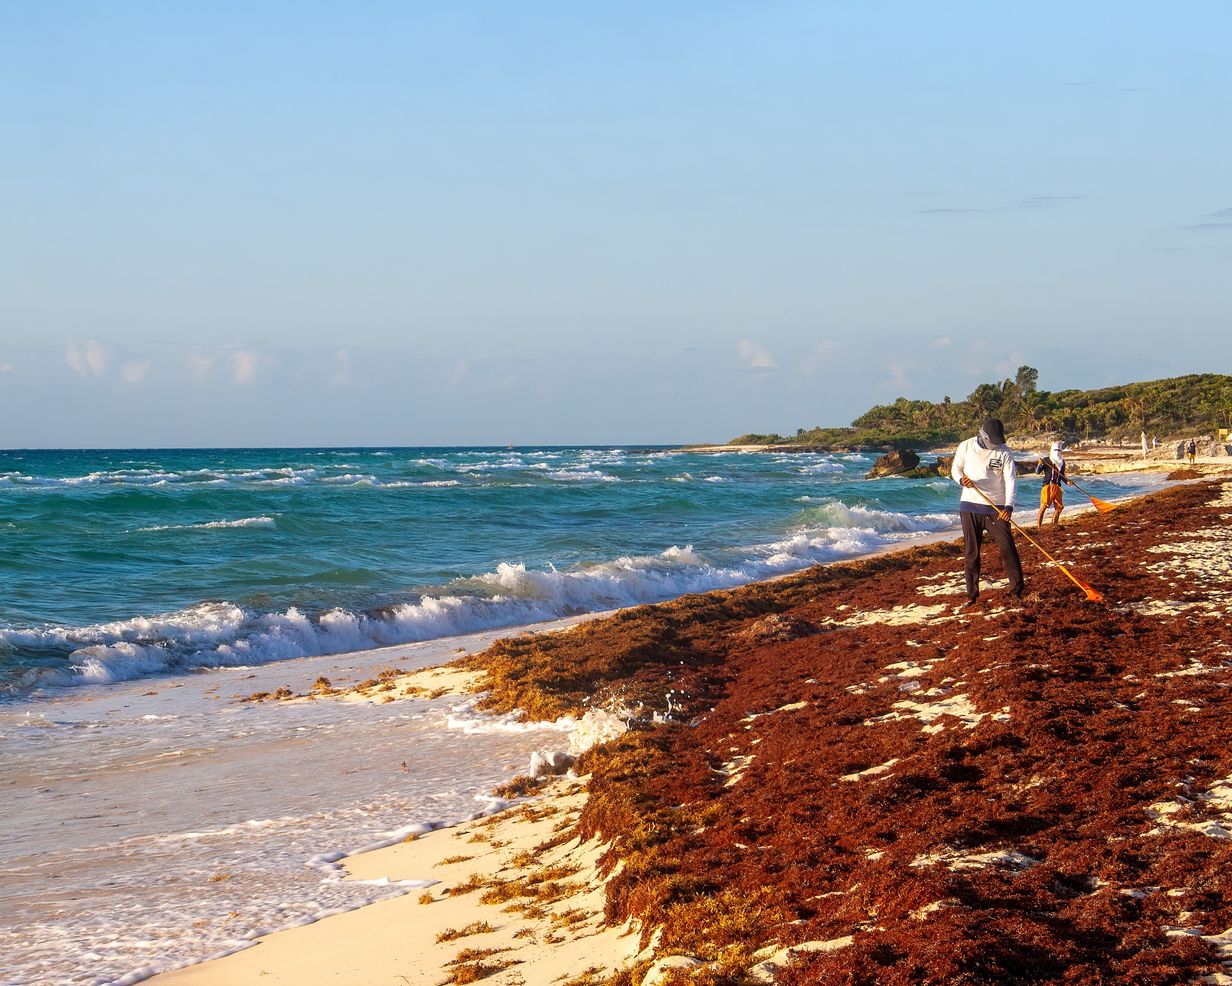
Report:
951,436,1018,511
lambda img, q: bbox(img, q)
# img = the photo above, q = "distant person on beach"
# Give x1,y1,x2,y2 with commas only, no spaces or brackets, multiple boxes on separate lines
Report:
1187,440,1197,465
951,418,1024,608
1035,441,1069,530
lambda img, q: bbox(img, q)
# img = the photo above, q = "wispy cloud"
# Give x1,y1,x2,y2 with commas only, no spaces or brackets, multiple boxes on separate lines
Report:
446,359,471,390
0,361,13,374
66,340,109,378
1178,206,1232,232
1020,195,1087,208
120,360,152,385
920,195,1085,216
918,207,989,215
330,349,353,387
232,350,259,384
931,336,953,348
737,339,778,370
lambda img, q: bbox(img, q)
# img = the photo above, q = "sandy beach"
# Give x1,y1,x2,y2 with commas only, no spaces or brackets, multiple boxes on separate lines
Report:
144,466,1232,985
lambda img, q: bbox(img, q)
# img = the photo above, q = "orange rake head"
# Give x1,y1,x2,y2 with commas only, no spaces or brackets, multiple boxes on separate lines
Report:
1079,581,1105,603
1090,497,1116,513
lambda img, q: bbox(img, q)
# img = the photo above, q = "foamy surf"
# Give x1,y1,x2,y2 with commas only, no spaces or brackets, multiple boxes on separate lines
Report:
3,513,961,691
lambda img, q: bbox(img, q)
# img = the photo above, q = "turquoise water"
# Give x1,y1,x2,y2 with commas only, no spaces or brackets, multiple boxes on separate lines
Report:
0,446,1155,694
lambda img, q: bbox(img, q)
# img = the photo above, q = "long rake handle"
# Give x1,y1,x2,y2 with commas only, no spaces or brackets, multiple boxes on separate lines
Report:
962,475,1103,601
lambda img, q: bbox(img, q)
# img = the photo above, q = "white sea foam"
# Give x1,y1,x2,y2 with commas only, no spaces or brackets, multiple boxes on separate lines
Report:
322,473,378,485
801,500,953,533
547,469,620,482
137,516,277,533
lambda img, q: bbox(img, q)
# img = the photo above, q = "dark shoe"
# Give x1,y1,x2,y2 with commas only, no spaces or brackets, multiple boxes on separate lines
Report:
958,598,980,612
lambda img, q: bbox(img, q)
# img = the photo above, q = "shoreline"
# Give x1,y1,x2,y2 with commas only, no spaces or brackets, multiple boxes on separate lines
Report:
4,445,1185,709
144,470,1232,986
682,440,1231,472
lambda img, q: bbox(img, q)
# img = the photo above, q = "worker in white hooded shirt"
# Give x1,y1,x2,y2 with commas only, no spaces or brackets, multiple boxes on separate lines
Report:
950,417,1024,608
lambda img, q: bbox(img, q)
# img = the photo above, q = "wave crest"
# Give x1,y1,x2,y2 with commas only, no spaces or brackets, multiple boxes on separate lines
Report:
2,500,958,692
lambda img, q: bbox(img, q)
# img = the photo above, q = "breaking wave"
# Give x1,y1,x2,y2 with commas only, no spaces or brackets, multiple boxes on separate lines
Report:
1,501,959,691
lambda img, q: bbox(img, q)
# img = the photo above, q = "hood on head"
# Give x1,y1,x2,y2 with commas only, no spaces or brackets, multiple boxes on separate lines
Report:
979,418,1006,446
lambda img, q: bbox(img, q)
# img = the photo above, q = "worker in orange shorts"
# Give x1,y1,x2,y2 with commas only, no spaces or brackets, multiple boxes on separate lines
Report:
1035,441,1070,530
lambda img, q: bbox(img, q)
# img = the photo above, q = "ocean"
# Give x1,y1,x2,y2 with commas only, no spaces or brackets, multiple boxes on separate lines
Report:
0,446,1160,984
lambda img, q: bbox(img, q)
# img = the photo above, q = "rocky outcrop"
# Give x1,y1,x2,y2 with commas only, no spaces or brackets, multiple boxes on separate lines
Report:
902,455,953,479
866,449,920,478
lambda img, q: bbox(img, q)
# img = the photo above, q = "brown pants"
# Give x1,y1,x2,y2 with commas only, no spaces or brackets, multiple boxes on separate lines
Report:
961,510,1024,602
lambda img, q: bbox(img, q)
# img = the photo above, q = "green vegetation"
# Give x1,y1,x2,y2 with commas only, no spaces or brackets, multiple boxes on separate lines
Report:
729,370,1232,449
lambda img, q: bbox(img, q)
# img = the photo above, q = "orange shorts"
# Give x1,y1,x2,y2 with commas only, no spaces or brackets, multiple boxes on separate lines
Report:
1040,483,1063,509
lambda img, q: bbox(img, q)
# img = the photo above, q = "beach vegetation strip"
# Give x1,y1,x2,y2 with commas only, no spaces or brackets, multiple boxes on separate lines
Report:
726,370,1232,451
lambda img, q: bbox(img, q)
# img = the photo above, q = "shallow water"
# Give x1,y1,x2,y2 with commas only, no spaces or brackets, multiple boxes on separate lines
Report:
0,623,585,986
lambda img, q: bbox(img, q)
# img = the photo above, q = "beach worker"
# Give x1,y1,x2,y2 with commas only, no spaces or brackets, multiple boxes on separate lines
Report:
1035,441,1069,530
951,418,1024,608
1187,439,1197,465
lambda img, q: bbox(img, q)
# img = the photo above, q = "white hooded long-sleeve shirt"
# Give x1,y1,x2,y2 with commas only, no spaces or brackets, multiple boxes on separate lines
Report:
951,436,1018,515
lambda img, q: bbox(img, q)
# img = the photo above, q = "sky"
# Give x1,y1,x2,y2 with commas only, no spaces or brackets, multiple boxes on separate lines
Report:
1,1,1229,447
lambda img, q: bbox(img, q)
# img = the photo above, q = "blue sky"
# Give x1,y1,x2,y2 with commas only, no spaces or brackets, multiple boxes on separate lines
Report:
1,2,1229,447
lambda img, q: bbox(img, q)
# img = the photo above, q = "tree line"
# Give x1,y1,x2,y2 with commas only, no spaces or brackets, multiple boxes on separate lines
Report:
730,370,1232,450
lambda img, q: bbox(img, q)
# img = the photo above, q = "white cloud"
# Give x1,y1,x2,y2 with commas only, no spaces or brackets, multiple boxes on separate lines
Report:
446,359,471,390
888,362,910,390
330,349,353,387
66,340,109,378
0,362,13,374
120,360,152,385
932,336,953,348
737,339,778,370
189,353,214,381
232,350,258,385
991,354,1024,378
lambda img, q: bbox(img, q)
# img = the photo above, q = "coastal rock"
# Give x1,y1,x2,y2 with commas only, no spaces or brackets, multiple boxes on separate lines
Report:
866,449,920,478
902,455,953,479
